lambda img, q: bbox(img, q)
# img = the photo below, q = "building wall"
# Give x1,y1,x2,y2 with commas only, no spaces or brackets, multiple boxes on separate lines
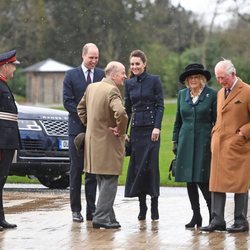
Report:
26,72,65,104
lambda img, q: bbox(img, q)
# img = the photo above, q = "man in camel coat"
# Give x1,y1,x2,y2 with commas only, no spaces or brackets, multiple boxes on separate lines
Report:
77,61,128,229
201,59,250,233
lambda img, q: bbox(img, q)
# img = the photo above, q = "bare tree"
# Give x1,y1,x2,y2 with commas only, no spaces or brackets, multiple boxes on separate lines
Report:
201,0,228,66
234,0,250,22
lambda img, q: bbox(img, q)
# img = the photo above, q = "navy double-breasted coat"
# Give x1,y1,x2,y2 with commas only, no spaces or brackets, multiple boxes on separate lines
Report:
124,71,164,197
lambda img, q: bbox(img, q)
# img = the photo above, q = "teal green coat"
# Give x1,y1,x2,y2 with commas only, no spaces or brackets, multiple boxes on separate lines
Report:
172,86,217,182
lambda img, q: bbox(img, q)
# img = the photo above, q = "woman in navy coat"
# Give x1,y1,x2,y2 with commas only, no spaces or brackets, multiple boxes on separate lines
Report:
172,63,217,228
124,50,164,220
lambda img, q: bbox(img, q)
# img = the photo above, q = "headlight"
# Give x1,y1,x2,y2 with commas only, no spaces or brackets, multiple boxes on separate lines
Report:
18,120,42,131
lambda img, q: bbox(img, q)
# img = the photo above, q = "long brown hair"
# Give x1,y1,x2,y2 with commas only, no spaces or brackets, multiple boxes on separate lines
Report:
128,49,147,78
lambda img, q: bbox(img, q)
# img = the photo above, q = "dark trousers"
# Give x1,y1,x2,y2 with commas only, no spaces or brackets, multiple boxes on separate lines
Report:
69,136,97,215
0,149,15,220
187,182,211,217
211,191,249,226
93,175,118,224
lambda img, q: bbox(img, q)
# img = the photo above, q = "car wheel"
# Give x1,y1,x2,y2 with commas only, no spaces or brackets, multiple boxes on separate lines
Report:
37,175,69,189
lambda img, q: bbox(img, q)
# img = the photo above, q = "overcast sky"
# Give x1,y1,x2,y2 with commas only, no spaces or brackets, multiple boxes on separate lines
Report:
170,0,237,27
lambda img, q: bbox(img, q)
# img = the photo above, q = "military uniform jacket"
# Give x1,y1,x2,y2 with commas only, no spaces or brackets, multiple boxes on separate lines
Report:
0,79,20,149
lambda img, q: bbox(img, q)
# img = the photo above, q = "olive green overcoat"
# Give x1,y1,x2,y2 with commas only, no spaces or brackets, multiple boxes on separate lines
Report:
172,86,217,182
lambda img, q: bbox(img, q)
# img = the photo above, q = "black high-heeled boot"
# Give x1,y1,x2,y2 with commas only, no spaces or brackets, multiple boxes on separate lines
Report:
185,211,202,228
199,182,212,224
138,195,147,220
186,183,202,228
151,197,159,220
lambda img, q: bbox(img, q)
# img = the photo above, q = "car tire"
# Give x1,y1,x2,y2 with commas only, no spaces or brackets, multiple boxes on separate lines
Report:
37,175,69,189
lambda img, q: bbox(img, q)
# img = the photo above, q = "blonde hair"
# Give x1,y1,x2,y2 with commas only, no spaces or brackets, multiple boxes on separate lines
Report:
184,74,207,88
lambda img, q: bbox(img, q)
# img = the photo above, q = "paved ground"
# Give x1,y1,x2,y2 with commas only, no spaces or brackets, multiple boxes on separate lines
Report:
0,184,249,250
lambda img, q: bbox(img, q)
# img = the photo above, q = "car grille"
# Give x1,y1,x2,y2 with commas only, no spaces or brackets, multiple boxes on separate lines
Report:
21,140,44,150
40,120,68,136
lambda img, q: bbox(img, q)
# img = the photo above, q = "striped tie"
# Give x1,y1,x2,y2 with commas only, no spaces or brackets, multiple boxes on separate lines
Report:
225,88,231,98
86,69,91,85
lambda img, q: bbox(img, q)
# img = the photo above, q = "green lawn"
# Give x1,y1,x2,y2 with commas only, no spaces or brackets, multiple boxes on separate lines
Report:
7,102,184,187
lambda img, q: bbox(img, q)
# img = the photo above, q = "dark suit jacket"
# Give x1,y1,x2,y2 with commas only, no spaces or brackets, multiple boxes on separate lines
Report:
63,66,105,135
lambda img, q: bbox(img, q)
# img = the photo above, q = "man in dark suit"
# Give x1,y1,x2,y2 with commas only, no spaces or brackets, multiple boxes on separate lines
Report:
0,50,20,229
63,43,105,222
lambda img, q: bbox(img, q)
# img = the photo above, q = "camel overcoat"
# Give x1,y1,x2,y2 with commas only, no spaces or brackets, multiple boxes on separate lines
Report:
209,78,250,193
77,78,128,176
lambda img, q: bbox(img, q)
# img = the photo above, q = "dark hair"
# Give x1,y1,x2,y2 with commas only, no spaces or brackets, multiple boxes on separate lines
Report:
129,49,147,64
128,49,147,78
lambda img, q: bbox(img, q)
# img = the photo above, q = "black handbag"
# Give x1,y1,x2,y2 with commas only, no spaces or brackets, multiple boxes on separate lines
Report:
168,157,176,180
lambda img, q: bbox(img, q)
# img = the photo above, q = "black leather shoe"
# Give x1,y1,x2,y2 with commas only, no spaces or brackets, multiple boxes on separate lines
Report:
0,219,17,229
151,207,159,221
0,226,3,231
200,223,226,232
138,207,147,221
111,220,121,228
227,224,249,233
151,197,159,221
92,222,121,229
72,212,83,222
86,214,93,221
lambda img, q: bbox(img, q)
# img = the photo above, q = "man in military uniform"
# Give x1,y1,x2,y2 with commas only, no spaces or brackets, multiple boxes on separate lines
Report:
0,50,20,229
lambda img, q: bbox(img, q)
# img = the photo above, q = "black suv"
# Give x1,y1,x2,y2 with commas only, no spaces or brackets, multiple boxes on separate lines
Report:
10,104,70,189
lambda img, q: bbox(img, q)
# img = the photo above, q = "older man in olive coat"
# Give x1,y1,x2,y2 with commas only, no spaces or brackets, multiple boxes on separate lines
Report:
201,59,250,233
77,61,128,229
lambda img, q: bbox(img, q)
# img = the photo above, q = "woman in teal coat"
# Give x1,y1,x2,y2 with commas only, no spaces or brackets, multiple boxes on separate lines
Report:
172,63,217,229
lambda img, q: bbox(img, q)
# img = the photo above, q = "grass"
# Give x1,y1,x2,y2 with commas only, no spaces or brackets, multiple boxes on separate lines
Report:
7,102,185,187
7,176,39,184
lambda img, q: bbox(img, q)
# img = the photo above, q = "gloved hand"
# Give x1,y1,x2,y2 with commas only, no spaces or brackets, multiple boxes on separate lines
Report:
172,141,177,155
